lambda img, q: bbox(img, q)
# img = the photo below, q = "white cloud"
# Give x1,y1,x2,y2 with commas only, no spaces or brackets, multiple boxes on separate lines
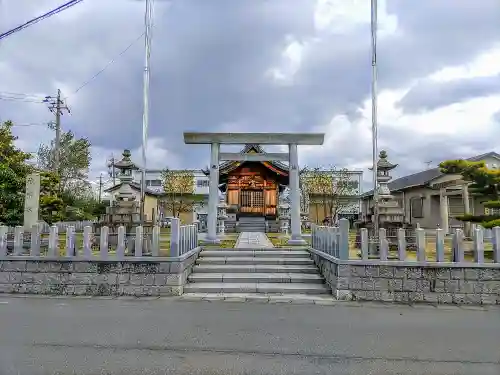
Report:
267,37,305,84
268,0,398,84
429,45,500,82
314,0,398,36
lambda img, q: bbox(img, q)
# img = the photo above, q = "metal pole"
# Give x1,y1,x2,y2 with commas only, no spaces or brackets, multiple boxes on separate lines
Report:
54,89,62,175
371,0,379,235
140,0,153,224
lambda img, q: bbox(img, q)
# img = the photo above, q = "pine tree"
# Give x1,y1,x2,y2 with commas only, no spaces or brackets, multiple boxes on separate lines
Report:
440,159,500,228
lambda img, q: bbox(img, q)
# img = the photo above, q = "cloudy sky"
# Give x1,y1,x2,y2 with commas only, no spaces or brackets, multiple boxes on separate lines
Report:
1,0,500,188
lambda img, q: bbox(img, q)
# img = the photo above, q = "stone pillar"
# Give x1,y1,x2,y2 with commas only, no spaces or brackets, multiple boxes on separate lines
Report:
462,183,471,237
206,142,220,243
288,143,306,245
440,188,449,235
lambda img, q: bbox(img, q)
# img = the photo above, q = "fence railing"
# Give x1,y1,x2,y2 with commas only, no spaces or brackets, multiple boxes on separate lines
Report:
0,218,198,259
311,219,500,264
3,221,97,234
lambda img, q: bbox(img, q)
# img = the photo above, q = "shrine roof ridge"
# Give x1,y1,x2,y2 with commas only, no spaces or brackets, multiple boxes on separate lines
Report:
183,132,325,145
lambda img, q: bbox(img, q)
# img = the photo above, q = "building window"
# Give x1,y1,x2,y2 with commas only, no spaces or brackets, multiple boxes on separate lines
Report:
146,179,162,187
197,180,209,187
410,197,424,218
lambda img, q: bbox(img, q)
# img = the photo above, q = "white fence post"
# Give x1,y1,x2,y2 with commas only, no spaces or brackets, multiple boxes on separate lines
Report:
360,228,368,260
379,228,388,261
415,227,426,262
473,226,484,263
397,228,406,261
0,226,7,257
13,226,24,255
48,225,59,257
116,226,126,260
453,229,465,262
66,226,75,257
100,226,109,260
83,226,93,259
170,218,180,257
135,226,143,257
493,226,500,263
151,225,160,257
435,228,445,262
338,219,349,260
30,224,41,257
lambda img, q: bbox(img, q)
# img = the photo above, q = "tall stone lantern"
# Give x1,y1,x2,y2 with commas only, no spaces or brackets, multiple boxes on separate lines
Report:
217,196,228,234
95,149,152,254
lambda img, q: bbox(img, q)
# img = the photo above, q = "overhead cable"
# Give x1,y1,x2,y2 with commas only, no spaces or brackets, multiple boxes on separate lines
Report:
0,0,84,41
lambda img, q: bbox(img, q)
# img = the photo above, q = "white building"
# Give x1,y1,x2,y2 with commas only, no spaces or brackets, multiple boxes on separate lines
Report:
131,168,210,223
131,169,210,195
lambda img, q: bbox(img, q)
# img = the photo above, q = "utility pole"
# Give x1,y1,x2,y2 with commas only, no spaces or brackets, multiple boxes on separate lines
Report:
140,0,153,224
44,89,70,175
371,0,379,236
98,173,103,203
107,154,117,185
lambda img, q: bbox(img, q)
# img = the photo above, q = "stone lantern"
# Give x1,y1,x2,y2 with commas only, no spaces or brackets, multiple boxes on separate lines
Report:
95,149,152,254
278,202,290,234
217,196,228,234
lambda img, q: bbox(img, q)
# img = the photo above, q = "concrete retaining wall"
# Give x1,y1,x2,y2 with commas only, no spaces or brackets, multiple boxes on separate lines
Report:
0,248,201,297
309,248,500,305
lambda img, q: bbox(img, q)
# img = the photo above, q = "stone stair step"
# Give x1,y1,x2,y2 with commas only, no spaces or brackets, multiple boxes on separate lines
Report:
196,257,314,265
200,250,310,258
180,293,336,304
193,264,320,273
183,282,330,295
188,272,324,283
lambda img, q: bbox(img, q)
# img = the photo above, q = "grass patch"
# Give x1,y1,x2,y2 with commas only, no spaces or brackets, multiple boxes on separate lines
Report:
203,239,237,249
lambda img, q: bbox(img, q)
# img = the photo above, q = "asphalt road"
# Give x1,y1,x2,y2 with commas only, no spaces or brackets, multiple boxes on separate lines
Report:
0,296,499,375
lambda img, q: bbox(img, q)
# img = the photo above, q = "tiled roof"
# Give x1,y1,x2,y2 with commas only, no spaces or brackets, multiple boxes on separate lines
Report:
217,144,289,174
103,182,162,196
361,151,500,198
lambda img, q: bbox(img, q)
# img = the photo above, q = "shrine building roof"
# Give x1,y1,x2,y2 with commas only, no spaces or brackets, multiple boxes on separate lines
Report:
218,144,289,176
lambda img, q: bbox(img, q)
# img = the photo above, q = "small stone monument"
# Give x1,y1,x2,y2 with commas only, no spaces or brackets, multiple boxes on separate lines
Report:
23,172,41,229
217,196,228,234
278,202,290,234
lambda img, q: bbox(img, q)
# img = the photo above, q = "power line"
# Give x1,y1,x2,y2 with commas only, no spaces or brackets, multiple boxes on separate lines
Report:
0,0,84,41
10,122,54,128
0,92,46,103
72,32,145,95
72,0,166,96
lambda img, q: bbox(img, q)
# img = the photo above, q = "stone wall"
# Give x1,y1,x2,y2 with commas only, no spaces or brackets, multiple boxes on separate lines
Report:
310,248,500,305
0,248,200,297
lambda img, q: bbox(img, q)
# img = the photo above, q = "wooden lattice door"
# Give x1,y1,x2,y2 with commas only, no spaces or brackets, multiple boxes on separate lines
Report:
240,190,264,215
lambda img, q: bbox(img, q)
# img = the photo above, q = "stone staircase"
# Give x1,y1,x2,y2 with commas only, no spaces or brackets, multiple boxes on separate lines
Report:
237,217,266,233
182,248,334,303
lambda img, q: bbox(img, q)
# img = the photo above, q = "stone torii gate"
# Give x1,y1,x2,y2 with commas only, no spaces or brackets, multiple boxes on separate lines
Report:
183,132,325,245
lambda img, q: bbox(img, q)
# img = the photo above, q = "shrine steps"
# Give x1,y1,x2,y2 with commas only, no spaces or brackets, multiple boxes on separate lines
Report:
182,248,333,301
236,217,266,233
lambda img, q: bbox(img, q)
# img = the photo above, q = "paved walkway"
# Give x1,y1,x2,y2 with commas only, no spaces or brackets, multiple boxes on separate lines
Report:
235,232,274,248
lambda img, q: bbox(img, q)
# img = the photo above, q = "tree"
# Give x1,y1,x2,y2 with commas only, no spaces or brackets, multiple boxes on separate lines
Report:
440,159,500,228
38,172,65,224
300,166,358,224
0,121,33,225
160,168,195,218
37,130,92,193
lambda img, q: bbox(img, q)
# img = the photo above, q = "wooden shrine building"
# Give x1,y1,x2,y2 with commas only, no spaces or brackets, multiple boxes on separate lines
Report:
205,144,289,219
